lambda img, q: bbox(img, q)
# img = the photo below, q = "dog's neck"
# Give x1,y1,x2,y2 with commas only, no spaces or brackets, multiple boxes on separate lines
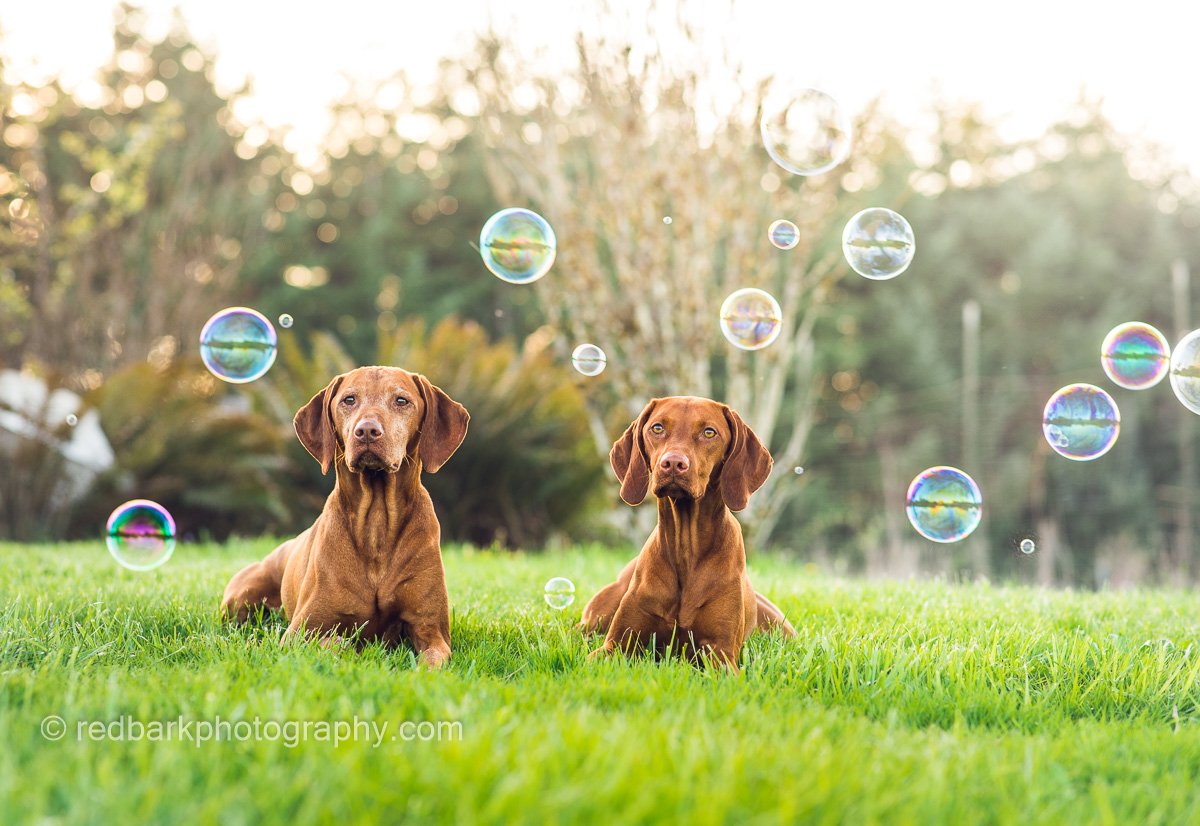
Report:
331,457,424,552
653,486,742,577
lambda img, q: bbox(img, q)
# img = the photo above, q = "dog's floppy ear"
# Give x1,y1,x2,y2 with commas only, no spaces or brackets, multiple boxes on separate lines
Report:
610,399,658,506
720,405,773,512
294,374,345,476
414,373,470,473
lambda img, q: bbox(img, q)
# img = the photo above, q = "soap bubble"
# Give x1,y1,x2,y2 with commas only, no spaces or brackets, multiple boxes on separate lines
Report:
479,207,556,284
1170,329,1200,414
1019,538,1036,555
544,576,575,610
65,414,78,427
105,499,176,571
571,343,607,377
663,216,673,225
905,466,982,543
1044,425,1070,448
1042,383,1120,461
768,219,800,250
720,288,782,351
278,313,294,329
760,86,852,176
199,307,278,384
1101,322,1169,390
842,208,915,280
793,467,805,475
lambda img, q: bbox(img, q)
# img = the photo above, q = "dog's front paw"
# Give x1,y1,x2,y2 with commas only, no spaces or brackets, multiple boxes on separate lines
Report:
418,647,450,670
587,646,612,662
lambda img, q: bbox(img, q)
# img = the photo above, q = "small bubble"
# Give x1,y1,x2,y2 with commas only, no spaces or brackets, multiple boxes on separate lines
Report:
571,343,606,377
278,314,293,329
663,216,672,225
793,466,804,475
65,414,78,427
768,219,800,250
544,576,575,610
1019,538,1035,555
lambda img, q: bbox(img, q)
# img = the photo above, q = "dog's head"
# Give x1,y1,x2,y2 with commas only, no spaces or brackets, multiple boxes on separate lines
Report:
293,366,469,476
609,396,772,511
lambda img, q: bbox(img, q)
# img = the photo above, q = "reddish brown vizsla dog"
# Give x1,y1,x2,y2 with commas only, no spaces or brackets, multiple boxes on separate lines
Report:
582,396,795,670
221,366,469,668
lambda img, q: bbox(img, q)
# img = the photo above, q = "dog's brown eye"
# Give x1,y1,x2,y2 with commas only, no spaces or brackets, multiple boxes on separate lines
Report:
342,395,356,406
703,427,717,438
650,423,665,434
395,397,409,407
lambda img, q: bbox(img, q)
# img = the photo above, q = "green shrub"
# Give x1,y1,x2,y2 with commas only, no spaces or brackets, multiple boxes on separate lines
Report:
68,359,314,540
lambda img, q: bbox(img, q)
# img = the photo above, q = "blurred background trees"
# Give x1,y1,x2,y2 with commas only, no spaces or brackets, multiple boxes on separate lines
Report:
3,4,1200,587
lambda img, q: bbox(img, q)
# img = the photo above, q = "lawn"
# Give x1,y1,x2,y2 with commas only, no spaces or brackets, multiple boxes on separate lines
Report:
2,540,1199,824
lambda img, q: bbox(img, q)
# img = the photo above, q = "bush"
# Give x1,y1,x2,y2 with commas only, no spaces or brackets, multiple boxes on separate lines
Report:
68,359,314,540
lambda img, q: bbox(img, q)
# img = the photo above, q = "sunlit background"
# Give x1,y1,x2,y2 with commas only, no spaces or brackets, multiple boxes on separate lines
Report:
8,1,1200,173
4,0,1200,587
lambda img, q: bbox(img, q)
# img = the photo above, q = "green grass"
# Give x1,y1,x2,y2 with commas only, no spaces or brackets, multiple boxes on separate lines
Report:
3,540,1200,824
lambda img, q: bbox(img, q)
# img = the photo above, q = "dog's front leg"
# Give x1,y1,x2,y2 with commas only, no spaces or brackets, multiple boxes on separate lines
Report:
592,594,669,660
390,575,453,670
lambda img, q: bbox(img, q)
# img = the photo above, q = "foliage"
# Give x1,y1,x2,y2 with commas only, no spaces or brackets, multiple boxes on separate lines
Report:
2,542,1200,823
237,79,536,364
5,8,1200,583
777,103,1200,585
0,6,530,380
458,8,907,541
0,5,275,379
67,359,309,540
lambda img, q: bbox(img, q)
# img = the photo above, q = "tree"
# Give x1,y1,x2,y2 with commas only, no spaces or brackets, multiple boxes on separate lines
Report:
0,5,275,381
776,100,1200,585
456,6,905,542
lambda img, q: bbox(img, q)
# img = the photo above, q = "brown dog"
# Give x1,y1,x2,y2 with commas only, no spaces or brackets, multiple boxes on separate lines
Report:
221,366,469,668
581,396,795,670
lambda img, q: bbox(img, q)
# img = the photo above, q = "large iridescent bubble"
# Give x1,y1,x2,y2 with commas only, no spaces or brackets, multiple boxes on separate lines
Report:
760,87,852,176
905,466,982,543
1169,329,1200,414
479,208,557,284
105,499,176,571
719,288,782,351
199,307,278,384
1101,322,1169,390
1042,383,1120,461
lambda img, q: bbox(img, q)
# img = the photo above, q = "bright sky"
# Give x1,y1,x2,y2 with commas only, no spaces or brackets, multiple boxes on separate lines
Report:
4,1,1200,173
